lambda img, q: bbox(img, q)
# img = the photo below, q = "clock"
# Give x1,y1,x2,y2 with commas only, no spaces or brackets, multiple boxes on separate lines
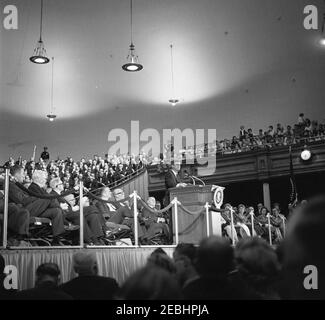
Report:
301,149,312,161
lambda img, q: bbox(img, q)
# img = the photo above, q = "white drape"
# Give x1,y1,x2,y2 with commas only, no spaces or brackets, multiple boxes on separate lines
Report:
1,247,175,290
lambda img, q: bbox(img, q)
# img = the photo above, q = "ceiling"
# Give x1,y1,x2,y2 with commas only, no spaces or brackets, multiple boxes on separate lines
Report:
0,0,325,162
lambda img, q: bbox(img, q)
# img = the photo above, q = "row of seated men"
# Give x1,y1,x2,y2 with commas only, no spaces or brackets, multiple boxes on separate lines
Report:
0,165,169,246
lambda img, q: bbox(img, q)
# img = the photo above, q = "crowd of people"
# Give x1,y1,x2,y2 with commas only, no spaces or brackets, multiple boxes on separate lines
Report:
0,160,291,247
166,113,325,159
3,151,148,191
0,162,170,246
219,202,287,245
1,195,324,300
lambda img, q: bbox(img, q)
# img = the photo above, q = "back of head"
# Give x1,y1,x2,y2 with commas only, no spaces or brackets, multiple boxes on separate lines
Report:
235,237,280,285
36,263,60,286
10,165,23,177
196,236,234,277
73,251,98,276
147,252,176,275
118,266,182,300
173,243,197,264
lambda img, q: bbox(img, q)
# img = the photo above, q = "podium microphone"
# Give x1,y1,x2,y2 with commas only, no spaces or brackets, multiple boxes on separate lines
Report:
184,172,195,185
191,175,205,186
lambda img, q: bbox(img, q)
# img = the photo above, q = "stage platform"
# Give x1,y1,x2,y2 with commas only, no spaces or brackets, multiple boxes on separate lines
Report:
0,246,176,290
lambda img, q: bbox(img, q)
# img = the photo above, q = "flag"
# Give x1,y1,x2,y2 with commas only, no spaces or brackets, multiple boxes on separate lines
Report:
289,146,298,207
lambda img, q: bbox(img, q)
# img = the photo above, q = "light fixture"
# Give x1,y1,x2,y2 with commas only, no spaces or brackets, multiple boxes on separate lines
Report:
30,0,49,64
168,44,179,106
47,57,57,122
301,145,312,161
46,114,57,122
122,0,143,72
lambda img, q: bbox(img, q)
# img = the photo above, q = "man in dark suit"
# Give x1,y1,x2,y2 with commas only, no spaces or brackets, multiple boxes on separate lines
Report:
16,263,72,300
239,125,247,141
64,194,107,245
140,197,169,241
110,188,145,239
0,190,30,239
40,146,50,161
49,177,105,245
60,251,119,300
165,163,182,189
9,166,65,243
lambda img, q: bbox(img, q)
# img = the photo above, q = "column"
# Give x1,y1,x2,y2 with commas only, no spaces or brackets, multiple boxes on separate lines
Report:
263,182,271,210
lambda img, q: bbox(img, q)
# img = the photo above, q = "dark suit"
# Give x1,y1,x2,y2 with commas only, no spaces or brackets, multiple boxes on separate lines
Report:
0,194,30,236
140,207,169,240
60,275,119,300
165,169,181,189
16,281,72,300
106,201,145,238
8,181,65,236
50,190,105,243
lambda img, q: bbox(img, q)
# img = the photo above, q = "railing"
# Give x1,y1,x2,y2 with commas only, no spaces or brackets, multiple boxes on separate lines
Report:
161,134,325,163
1,168,284,249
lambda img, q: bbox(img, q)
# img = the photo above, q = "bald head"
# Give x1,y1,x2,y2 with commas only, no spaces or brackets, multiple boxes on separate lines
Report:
73,251,98,276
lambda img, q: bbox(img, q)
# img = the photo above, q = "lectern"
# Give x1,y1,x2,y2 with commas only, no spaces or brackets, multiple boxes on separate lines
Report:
169,185,224,244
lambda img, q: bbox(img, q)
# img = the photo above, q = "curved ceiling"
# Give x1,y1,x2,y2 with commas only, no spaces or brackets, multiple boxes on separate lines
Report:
0,0,324,161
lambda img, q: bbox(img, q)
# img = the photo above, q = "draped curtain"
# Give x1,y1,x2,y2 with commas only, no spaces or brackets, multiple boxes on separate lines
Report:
1,247,174,290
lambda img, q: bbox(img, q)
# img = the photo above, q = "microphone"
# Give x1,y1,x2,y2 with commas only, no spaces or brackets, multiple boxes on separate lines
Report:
191,175,205,186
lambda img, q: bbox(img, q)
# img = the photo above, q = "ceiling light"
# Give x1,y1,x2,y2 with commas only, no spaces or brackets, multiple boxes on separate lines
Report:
122,0,143,72
30,0,49,64
47,114,56,122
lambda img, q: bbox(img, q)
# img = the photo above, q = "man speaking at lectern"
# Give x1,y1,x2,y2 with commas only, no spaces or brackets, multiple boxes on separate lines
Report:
165,163,187,189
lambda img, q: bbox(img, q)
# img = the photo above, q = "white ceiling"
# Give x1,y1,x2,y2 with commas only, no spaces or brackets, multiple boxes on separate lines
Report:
0,0,325,162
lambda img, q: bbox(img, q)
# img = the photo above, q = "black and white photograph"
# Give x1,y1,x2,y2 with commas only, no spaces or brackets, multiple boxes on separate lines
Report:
0,0,325,308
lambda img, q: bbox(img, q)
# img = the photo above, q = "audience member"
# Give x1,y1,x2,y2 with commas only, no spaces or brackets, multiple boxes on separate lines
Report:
60,251,119,300
16,263,72,300
182,236,238,300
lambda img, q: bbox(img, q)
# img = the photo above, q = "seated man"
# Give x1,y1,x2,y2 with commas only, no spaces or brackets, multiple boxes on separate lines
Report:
50,177,105,245
0,190,30,241
8,166,65,245
140,197,169,241
64,194,106,245
108,188,145,240
95,187,119,220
